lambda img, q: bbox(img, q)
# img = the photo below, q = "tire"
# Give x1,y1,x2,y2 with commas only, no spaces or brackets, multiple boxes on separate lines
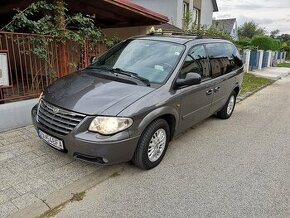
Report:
217,91,237,119
132,119,170,170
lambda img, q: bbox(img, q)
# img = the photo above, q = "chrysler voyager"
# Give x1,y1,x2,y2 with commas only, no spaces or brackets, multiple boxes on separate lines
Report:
32,35,244,170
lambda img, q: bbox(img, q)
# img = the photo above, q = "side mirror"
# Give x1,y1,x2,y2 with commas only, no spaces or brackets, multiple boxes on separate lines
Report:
175,72,201,88
90,56,98,64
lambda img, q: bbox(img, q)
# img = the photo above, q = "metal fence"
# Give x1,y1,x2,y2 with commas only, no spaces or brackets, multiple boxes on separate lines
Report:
0,31,107,104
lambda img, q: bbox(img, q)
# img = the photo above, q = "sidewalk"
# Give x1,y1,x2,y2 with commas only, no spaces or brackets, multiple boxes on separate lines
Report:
0,126,121,218
251,67,290,80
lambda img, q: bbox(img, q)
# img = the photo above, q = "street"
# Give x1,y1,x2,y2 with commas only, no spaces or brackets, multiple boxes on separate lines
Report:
54,77,290,218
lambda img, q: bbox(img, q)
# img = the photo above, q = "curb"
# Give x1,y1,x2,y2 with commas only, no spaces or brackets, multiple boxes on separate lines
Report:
8,164,125,218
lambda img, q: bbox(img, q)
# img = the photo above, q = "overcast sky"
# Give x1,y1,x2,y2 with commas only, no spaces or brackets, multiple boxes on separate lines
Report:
214,0,290,34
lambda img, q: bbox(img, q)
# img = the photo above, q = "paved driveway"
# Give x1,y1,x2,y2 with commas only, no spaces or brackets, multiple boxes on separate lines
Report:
0,127,102,217
55,77,290,218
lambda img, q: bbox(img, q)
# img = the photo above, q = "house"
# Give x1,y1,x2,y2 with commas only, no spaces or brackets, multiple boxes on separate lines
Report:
0,0,168,132
129,0,219,30
212,18,239,40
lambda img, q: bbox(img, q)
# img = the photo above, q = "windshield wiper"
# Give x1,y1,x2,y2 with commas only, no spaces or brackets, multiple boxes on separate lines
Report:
112,68,151,87
88,66,151,87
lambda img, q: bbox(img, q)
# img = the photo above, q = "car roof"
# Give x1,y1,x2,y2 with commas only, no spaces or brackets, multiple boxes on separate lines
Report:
130,35,230,45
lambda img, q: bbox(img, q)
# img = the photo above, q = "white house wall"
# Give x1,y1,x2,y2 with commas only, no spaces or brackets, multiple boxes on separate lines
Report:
231,21,239,41
130,0,180,27
200,0,214,27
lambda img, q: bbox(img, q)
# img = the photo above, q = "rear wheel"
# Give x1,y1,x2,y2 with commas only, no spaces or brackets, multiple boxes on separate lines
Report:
132,119,170,170
217,91,237,119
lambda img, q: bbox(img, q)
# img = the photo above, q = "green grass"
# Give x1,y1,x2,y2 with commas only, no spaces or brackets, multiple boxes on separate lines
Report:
240,73,273,96
277,62,290,68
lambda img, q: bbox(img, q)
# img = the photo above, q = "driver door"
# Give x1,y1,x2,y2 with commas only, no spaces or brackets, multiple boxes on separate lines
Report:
177,45,215,132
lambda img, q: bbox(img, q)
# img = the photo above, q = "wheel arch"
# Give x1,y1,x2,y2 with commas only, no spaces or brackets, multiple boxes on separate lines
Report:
234,86,240,95
137,107,179,141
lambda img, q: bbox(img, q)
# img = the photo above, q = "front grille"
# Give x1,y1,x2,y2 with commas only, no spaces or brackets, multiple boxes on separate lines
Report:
37,100,86,135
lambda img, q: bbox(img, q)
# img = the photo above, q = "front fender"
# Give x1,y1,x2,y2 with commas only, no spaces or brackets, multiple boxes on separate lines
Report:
132,106,180,137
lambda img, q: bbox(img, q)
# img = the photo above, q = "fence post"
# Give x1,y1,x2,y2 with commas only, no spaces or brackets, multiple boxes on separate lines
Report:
277,52,281,64
58,44,68,77
275,51,278,62
243,49,251,73
266,51,272,67
282,52,285,63
258,50,264,70
0,87,3,104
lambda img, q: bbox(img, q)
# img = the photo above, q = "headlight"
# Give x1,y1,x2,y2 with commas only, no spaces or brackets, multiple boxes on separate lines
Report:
38,92,43,102
89,116,133,135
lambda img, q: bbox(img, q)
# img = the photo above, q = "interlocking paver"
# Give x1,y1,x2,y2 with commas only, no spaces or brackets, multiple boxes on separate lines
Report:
0,179,11,192
13,178,47,195
0,188,20,204
0,201,18,218
0,125,101,215
31,184,55,200
0,153,14,162
11,193,39,210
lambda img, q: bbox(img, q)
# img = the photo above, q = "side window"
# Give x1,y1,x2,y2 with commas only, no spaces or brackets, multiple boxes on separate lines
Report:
206,43,243,78
180,45,210,80
230,44,243,69
206,43,229,78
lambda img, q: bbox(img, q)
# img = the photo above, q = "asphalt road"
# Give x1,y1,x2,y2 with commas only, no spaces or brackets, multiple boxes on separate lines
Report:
55,77,290,218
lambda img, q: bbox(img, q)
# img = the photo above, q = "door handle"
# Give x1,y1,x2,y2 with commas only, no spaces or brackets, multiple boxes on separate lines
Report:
206,89,213,96
214,87,221,92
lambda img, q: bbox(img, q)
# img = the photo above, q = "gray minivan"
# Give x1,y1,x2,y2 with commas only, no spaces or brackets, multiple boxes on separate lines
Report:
32,35,244,170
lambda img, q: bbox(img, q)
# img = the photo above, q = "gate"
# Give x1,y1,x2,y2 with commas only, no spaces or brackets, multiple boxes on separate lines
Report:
262,51,269,68
249,50,258,71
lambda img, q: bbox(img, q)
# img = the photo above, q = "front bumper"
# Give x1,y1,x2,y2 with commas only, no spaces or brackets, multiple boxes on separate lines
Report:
31,104,139,165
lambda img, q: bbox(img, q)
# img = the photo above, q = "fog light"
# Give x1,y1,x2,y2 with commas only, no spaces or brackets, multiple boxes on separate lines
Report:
102,158,109,163
32,108,37,116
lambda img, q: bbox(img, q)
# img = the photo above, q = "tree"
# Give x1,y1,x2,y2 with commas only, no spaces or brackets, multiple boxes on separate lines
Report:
270,29,280,38
238,21,266,39
280,34,290,43
2,1,102,44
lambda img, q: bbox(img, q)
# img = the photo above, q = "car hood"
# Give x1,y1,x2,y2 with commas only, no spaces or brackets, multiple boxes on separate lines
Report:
43,71,155,116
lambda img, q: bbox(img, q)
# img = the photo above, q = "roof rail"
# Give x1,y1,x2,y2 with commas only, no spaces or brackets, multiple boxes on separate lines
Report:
146,31,197,37
193,35,223,39
146,31,223,40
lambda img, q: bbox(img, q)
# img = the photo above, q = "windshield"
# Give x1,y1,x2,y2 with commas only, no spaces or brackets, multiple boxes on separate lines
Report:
90,39,185,83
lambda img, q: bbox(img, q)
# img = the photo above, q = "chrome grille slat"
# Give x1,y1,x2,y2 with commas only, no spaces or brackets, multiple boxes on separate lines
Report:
38,112,74,131
39,102,84,122
38,117,70,135
37,100,85,135
38,107,78,126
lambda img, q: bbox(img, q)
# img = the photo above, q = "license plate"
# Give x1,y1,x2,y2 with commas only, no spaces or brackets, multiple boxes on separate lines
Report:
38,130,64,151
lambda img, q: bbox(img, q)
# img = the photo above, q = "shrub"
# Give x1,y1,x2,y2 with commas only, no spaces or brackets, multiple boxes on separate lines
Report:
251,35,282,51
235,37,258,50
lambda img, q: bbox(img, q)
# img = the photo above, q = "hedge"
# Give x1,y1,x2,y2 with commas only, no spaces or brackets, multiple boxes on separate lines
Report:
251,35,282,51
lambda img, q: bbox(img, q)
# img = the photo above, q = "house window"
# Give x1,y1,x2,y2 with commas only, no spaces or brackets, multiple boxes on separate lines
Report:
183,2,189,15
192,7,200,28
